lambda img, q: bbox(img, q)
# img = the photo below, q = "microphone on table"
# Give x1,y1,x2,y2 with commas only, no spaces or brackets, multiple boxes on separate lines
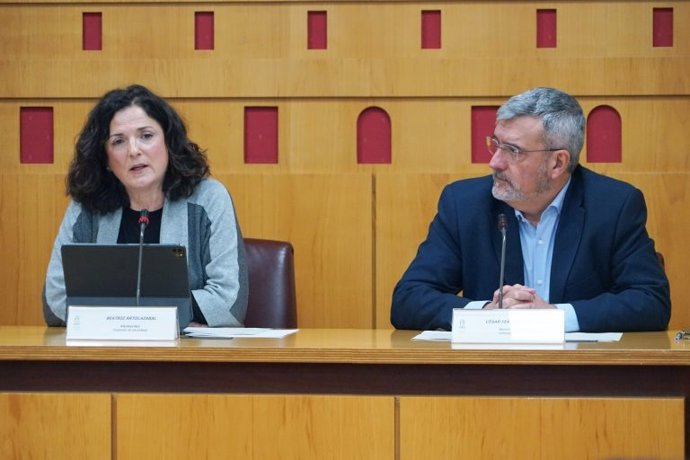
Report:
135,209,150,306
497,213,508,309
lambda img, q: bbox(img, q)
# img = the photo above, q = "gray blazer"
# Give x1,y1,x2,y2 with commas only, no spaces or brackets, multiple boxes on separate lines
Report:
43,178,248,327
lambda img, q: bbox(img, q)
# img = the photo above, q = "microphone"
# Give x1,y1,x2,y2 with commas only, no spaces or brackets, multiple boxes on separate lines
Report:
135,209,150,306
497,213,508,309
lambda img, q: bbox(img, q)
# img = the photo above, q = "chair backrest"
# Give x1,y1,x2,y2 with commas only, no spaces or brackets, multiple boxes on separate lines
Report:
243,238,297,328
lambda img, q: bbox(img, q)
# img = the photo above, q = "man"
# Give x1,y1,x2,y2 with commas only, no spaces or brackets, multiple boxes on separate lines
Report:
391,87,670,332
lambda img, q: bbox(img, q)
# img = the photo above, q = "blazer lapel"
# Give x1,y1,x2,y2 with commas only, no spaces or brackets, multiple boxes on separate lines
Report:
505,212,524,285
550,172,585,302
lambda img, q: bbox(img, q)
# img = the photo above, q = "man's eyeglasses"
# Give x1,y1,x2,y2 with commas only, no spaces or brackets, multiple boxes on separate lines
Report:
486,136,563,162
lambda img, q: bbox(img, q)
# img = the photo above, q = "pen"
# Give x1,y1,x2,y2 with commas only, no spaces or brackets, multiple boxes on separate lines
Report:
675,330,688,342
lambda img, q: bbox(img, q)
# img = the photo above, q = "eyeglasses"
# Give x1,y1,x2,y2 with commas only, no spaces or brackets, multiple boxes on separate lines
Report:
486,136,563,162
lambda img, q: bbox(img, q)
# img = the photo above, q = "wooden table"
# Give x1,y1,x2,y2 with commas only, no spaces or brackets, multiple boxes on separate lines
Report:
1,326,688,459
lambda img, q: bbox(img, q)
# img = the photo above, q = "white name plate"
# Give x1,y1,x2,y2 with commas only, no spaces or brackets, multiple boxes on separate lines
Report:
451,308,565,344
66,306,179,341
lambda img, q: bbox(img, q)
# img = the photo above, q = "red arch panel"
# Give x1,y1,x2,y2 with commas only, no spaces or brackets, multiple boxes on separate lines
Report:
421,10,441,49
653,8,673,47
195,12,214,50
537,9,557,48
244,107,279,164
586,105,622,163
308,11,327,50
20,107,54,164
471,106,498,164
357,107,391,164
82,12,102,51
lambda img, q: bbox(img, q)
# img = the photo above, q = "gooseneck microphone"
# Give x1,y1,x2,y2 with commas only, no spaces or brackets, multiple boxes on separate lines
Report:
497,213,508,309
135,209,150,306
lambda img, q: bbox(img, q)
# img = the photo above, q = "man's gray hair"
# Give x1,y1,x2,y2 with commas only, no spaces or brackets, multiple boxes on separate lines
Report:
497,87,585,172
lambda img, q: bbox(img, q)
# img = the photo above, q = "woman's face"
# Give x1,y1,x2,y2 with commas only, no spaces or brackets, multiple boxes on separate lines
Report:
105,105,169,202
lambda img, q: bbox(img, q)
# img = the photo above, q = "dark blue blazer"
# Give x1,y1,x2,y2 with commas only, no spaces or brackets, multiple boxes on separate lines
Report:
391,166,670,332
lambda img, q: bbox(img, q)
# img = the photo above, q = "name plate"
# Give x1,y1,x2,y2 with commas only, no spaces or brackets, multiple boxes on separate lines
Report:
451,308,565,344
66,306,179,341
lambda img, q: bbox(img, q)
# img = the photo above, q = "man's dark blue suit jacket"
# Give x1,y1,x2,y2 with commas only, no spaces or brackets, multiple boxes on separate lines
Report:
391,166,670,332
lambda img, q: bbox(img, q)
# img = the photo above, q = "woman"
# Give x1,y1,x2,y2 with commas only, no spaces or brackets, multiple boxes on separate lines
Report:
43,84,248,327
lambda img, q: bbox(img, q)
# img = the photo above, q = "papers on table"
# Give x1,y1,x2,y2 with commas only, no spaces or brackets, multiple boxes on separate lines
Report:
412,331,622,343
565,332,622,342
184,327,298,339
412,331,453,341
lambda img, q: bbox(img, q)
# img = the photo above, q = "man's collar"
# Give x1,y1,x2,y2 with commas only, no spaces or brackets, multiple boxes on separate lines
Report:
514,177,572,223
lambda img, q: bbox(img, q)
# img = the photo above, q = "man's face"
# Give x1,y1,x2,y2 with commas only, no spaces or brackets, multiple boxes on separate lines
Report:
489,116,553,208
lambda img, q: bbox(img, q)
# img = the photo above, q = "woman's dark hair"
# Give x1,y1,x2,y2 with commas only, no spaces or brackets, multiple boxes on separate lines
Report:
67,84,210,213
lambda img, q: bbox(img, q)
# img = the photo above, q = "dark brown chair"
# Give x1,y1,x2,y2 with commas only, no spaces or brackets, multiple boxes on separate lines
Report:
243,238,297,328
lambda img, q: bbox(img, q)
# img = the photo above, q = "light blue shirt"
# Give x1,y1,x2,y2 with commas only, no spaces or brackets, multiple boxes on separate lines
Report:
514,179,579,332
466,179,580,332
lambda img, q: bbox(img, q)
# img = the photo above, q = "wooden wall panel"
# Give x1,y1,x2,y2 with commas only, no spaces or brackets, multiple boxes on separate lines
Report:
177,100,375,173
2,2,687,60
1,2,688,97
183,98,496,174
177,99,490,174
218,173,373,328
2,97,689,174
6,170,680,329
0,392,111,459
0,102,88,173
116,393,394,460
400,396,684,460
0,175,67,326
176,101,281,172
6,57,687,98
611,172,690,329
0,172,372,329
1,98,688,327
6,96,680,174
556,3,682,57
580,97,690,173
1,0,688,331
375,173,460,328
443,2,690,58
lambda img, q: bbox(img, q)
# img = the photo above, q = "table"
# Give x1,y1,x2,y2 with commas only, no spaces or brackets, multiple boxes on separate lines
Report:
1,327,688,459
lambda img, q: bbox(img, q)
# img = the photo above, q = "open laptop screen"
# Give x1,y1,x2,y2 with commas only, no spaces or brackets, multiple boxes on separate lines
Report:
61,244,193,329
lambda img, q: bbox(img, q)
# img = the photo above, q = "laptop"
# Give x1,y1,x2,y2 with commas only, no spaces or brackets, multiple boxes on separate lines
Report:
61,244,193,330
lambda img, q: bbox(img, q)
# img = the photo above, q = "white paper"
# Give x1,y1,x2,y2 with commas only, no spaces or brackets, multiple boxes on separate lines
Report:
565,332,622,342
412,331,623,343
452,342,569,350
183,327,298,338
412,331,452,341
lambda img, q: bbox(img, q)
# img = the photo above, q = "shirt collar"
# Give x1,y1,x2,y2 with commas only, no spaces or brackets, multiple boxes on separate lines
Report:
514,177,572,223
